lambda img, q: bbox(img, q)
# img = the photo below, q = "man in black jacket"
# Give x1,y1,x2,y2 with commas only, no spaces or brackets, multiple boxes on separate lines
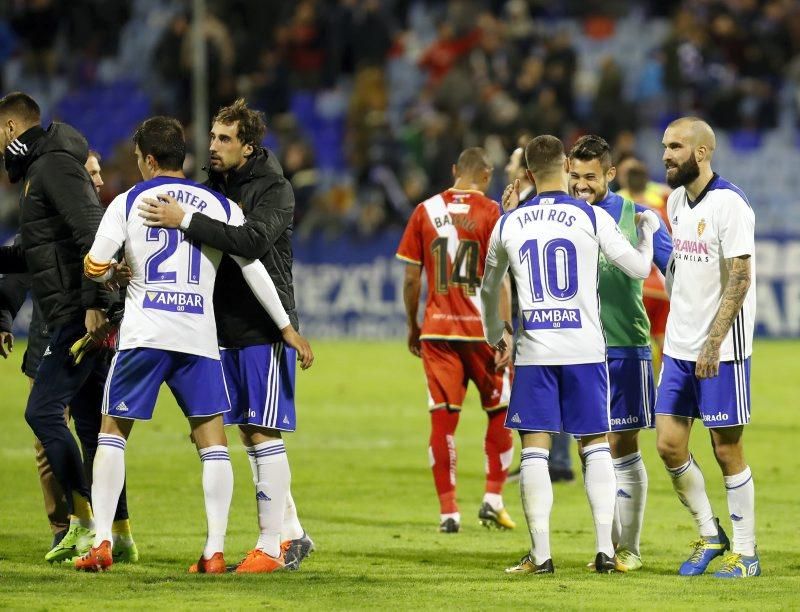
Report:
0,92,117,562
139,98,313,571
0,149,137,560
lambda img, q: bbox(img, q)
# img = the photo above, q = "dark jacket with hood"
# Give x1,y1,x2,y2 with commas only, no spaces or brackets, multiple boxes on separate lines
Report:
0,123,114,328
181,147,297,347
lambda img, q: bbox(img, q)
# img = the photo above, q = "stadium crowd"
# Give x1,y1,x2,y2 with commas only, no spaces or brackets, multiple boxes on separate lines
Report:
2,0,800,237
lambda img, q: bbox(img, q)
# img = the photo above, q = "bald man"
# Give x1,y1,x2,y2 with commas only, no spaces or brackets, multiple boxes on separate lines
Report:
655,117,759,578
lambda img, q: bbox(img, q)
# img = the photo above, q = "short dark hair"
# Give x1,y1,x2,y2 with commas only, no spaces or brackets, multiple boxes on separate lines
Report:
627,165,649,192
87,149,101,163
455,147,492,176
0,92,41,124
212,98,266,148
133,116,185,171
524,135,565,176
568,134,612,171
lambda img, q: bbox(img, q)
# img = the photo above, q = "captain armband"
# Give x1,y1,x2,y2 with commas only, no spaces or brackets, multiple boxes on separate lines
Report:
84,254,116,283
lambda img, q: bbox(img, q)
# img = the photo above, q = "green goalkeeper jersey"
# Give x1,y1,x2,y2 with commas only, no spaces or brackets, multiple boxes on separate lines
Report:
596,195,651,357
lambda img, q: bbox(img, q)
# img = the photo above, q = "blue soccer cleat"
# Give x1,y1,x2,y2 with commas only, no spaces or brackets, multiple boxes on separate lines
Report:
679,518,730,576
714,550,761,578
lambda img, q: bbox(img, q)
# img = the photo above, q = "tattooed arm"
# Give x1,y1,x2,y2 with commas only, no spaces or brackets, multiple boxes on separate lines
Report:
695,255,752,379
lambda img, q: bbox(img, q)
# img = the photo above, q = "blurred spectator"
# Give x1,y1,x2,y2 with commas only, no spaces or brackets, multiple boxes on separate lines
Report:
9,0,60,80
345,0,395,71
282,139,319,227
592,56,636,141
284,0,331,90
418,21,481,87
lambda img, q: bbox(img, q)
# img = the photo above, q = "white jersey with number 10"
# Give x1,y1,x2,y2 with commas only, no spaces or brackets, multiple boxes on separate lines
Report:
486,192,651,366
95,176,243,360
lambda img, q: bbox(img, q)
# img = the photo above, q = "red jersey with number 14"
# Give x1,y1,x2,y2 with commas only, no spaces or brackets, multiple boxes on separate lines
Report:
396,188,501,341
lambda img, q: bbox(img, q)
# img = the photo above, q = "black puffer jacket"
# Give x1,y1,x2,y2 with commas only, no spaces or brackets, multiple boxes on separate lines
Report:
182,147,297,347
1,123,114,327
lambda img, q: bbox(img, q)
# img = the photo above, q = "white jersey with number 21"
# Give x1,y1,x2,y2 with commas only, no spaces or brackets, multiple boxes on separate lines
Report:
486,192,653,366
95,176,246,360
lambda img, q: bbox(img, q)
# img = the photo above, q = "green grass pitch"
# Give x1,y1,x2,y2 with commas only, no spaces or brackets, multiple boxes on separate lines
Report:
0,340,798,609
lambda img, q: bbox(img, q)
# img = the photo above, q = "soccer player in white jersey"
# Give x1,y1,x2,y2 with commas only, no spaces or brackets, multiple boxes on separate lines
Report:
655,117,759,578
481,135,660,574
74,117,313,573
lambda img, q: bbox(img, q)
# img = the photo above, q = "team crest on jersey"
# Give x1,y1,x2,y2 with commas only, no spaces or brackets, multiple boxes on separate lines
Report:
697,218,706,237
143,290,204,314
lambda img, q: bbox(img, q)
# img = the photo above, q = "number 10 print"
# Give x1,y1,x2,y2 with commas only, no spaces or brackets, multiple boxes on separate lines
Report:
519,239,578,301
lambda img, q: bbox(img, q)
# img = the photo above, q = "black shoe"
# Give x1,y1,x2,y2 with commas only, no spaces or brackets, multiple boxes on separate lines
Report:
439,518,460,533
284,532,315,571
505,553,555,574
549,466,575,482
478,502,516,530
594,552,626,574
51,529,68,549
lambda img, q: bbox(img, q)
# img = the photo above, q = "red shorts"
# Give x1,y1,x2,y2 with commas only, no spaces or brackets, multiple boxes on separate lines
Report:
421,340,512,411
644,296,669,336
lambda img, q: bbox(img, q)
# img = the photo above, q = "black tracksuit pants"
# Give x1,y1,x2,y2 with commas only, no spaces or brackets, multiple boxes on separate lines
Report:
24,316,128,520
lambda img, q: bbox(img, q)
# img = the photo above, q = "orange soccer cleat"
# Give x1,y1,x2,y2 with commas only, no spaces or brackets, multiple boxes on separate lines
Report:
75,540,113,572
188,552,227,574
234,542,290,574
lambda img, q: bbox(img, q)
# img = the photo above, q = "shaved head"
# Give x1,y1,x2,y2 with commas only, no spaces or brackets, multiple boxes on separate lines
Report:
455,147,492,177
662,116,716,190
666,116,716,155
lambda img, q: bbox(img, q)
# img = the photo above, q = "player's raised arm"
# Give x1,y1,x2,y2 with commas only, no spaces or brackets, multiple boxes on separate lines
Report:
596,207,658,279
480,220,510,347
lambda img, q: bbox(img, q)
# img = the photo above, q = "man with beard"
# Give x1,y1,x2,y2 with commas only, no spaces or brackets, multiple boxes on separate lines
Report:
136,99,314,572
567,135,672,570
656,117,759,578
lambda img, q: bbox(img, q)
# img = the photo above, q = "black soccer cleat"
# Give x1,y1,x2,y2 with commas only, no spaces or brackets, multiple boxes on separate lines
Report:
284,532,315,571
594,552,627,574
439,518,460,533
505,553,555,574
478,502,516,530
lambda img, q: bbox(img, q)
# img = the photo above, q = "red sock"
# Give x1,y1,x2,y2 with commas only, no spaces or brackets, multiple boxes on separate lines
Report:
484,408,513,494
429,409,460,514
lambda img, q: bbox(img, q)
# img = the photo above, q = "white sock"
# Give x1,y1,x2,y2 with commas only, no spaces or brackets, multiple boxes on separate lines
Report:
248,445,304,542
283,492,305,541
250,440,291,558
483,492,504,511
725,466,755,556
613,451,648,555
582,443,616,557
199,445,233,559
91,434,127,548
666,455,716,537
520,447,552,565
440,512,461,523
